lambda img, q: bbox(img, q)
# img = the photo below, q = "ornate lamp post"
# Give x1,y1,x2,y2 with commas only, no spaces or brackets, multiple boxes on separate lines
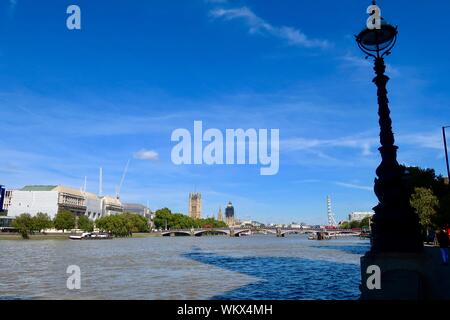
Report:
356,1,423,253
442,126,450,181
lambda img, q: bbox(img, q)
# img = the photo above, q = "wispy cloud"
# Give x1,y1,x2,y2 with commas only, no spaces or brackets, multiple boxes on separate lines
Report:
209,7,330,49
334,181,372,191
9,0,17,14
133,149,159,161
291,179,372,191
397,132,443,150
282,134,378,157
339,53,401,78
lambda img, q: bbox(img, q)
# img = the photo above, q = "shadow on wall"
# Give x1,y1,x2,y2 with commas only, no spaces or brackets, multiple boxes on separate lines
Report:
183,251,361,300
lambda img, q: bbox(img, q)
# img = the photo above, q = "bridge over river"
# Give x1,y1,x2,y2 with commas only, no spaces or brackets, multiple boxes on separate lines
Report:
157,227,362,237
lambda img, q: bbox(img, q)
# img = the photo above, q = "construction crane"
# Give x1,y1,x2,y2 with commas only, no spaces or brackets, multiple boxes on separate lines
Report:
116,159,130,199
327,196,337,227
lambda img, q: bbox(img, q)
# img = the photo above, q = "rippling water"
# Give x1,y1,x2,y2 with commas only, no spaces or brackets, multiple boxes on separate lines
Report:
0,235,369,300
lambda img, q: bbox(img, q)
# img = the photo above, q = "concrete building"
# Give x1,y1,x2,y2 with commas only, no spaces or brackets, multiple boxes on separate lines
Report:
288,223,302,229
6,185,124,220
240,220,264,228
85,192,103,220
101,196,123,216
189,193,202,219
7,185,86,218
225,201,235,226
123,203,152,218
348,211,374,222
2,190,13,212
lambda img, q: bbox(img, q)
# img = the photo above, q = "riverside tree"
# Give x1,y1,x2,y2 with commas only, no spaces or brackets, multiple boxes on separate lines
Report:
12,213,34,239
33,212,53,233
53,210,76,233
95,212,150,237
404,165,450,227
77,215,94,232
410,187,439,229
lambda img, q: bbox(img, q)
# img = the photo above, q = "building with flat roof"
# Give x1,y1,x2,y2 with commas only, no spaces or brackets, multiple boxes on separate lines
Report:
6,185,123,220
348,211,374,222
7,185,86,218
123,203,151,218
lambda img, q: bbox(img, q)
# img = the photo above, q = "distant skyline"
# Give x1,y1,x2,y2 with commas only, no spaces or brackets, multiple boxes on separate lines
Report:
1,1,449,225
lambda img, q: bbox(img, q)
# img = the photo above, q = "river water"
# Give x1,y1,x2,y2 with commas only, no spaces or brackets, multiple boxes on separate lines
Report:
0,235,369,300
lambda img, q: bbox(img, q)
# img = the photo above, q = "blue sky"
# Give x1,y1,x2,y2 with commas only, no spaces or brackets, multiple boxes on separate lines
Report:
1,0,449,225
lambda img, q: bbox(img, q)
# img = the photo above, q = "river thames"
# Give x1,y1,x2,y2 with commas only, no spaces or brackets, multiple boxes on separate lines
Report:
0,235,369,300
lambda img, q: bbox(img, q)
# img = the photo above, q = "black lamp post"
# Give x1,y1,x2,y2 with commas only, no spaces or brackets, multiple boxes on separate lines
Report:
356,1,423,253
442,126,450,181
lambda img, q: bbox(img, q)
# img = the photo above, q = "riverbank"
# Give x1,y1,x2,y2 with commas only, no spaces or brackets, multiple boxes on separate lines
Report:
0,232,160,240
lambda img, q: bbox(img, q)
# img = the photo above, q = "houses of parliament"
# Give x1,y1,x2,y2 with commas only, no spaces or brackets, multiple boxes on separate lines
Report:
189,192,235,226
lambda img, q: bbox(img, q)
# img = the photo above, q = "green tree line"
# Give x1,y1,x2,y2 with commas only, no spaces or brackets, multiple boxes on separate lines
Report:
340,216,371,230
153,207,227,230
12,210,149,239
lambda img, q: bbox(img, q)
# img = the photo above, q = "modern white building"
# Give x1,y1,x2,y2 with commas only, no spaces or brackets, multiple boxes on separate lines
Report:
7,185,86,218
7,185,124,220
348,211,374,222
102,196,123,216
123,203,152,218
85,192,103,220
240,220,264,228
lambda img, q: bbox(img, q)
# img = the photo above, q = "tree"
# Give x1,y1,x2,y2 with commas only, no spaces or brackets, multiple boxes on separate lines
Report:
12,213,34,239
402,165,450,228
53,210,76,233
77,215,94,232
340,222,350,229
96,213,148,237
359,216,371,229
154,208,173,229
410,187,439,228
349,220,361,229
154,208,228,230
122,212,150,233
32,212,53,233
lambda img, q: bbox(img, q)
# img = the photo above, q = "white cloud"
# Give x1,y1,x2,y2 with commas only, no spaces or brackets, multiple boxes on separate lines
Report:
339,53,401,78
209,7,330,49
8,0,17,16
397,132,443,150
133,149,159,161
282,135,378,156
334,181,372,191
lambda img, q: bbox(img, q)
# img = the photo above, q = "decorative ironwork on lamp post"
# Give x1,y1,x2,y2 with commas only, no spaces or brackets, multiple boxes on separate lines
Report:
355,1,423,253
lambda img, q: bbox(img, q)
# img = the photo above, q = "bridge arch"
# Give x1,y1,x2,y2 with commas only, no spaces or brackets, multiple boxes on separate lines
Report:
280,230,302,236
194,229,229,236
234,229,251,236
161,230,191,237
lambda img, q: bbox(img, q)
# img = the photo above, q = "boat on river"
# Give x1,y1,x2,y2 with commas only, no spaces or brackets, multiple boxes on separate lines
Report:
69,232,112,240
308,231,331,240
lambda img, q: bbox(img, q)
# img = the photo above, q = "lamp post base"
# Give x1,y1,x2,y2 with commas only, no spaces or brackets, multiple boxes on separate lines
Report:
360,251,426,300
360,247,450,300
